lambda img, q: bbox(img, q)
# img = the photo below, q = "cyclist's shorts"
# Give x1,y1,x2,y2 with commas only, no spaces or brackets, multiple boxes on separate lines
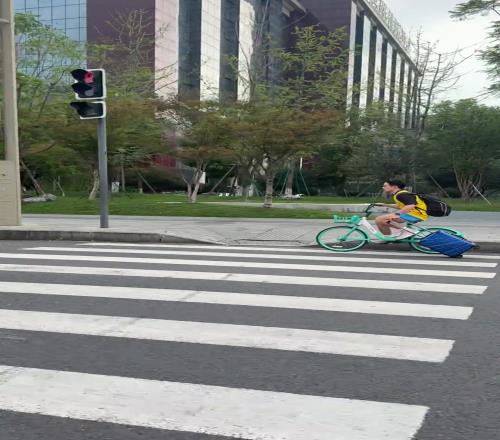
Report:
399,213,422,223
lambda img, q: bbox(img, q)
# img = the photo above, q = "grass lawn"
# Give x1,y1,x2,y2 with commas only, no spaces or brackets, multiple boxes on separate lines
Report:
22,194,334,219
22,193,500,218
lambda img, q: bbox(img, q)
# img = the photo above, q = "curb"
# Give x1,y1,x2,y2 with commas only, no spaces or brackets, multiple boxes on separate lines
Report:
0,230,217,245
1,230,499,253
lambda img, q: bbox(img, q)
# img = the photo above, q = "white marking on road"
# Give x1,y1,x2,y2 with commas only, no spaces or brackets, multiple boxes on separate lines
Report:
0,264,487,294
0,253,495,279
0,282,474,320
0,365,429,440
77,242,500,259
25,247,498,268
0,309,455,362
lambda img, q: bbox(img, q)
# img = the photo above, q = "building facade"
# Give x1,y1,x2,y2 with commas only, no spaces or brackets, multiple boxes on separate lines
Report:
14,0,87,43
15,0,416,124
301,0,418,127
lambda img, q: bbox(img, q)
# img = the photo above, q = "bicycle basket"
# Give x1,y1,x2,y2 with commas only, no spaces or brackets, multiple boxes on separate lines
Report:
333,215,360,224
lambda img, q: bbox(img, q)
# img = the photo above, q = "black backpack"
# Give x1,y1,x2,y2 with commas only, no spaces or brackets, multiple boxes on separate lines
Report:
417,193,452,217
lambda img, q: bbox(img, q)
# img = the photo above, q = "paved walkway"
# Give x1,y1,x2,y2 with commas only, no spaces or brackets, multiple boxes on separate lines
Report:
0,212,498,246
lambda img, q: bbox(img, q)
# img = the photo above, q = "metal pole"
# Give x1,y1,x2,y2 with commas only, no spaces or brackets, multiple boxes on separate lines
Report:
97,117,109,228
0,0,22,226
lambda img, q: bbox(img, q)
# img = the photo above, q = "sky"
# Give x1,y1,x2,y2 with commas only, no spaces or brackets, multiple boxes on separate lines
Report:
385,0,500,105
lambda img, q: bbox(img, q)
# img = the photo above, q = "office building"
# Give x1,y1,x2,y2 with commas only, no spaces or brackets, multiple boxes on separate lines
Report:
14,0,87,43
301,0,418,126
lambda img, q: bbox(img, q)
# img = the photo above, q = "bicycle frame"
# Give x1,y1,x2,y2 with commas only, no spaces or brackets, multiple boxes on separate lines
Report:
334,204,463,244
337,216,422,243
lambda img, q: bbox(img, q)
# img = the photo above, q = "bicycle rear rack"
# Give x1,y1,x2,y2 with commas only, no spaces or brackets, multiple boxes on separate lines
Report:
333,215,361,224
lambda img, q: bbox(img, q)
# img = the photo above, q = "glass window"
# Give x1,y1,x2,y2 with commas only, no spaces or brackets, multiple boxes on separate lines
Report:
65,4,79,18
25,0,39,8
52,19,65,30
52,6,65,19
38,7,51,21
80,26,86,41
79,3,86,18
15,0,26,10
38,0,52,7
65,18,80,28
65,28,80,41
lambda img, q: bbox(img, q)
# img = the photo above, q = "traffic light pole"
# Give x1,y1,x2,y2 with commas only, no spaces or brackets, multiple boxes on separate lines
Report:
97,118,109,228
0,0,22,226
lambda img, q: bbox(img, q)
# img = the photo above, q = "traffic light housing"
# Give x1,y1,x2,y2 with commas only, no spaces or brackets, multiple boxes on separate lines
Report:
70,68,106,100
70,101,106,120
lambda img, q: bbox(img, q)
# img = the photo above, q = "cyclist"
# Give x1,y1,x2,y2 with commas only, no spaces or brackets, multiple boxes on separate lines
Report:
375,179,428,238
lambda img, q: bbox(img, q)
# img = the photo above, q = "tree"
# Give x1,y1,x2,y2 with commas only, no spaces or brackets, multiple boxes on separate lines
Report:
425,99,500,199
341,103,413,186
14,13,86,194
451,1,500,93
161,100,234,203
228,98,337,207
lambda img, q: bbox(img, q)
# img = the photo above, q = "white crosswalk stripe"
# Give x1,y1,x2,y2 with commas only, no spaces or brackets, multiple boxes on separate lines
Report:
0,282,473,319
0,366,428,440
24,246,499,267
0,243,496,439
77,242,500,260
0,263,487,293
1,252,496,278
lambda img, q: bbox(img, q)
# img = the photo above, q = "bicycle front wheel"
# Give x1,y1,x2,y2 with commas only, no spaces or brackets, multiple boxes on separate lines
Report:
316,226,368,252
410,227,463,254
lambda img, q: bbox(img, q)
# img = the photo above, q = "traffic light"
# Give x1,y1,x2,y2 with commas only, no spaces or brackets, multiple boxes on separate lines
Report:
70,68,106,100
70,68,106,119
70,101,106,120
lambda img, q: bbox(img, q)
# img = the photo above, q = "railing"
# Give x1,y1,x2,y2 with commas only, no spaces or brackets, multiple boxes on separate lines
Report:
364,0,412,53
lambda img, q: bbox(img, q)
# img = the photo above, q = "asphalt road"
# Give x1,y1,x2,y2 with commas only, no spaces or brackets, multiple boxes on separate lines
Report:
0,240,498,440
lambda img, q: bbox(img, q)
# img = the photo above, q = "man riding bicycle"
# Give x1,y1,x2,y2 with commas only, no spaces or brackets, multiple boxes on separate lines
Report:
375,179,428,239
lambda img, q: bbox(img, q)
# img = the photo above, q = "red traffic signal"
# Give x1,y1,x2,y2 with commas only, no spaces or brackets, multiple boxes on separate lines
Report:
70,68,106,100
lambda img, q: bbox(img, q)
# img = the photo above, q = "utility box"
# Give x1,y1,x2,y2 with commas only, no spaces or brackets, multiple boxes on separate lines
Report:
0,160,20,226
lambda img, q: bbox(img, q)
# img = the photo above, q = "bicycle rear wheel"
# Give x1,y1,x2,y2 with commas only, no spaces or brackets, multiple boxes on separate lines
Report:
316,226,368,252
410,227,463,254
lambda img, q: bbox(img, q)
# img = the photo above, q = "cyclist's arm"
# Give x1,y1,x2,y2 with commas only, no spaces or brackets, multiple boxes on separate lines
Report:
375,203,398,208
397,204,416,214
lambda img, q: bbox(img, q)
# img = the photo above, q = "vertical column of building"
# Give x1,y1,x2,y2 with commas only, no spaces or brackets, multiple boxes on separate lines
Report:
366,24,377,105
179,0,202,100
219,0,240,102
199,0,222,100
358,13,371,107
155,0,180,97
397,57,406,125
412,70,419,129
238,0,257,101
351,8,365,108
389,50,400,113
346,1,358,108
404,67,414,128
376,35,387,102
381,42,392,103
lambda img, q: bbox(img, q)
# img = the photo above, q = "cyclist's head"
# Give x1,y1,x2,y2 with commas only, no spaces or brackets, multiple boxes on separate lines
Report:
383,179,406,194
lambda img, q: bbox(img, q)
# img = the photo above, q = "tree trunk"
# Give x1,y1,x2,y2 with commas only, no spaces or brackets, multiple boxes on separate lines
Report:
285,160,295,197
263,173,274,208
56,176,65,197
120,155,126,193
138,176,143,194
186,182,192,202
88,169,99,200
190,170,204,203
20,159,45,195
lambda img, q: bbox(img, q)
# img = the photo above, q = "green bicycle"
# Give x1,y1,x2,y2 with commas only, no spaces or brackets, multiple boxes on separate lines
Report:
316,203,464,254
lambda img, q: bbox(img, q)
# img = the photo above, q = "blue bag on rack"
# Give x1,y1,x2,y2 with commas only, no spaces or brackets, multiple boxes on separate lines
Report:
420,231,476,257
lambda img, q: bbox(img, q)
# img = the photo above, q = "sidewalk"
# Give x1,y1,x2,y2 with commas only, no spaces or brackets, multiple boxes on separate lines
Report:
0,212,498,249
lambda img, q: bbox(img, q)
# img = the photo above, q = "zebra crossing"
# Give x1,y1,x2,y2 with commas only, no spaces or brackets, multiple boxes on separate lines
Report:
0,241,497,440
